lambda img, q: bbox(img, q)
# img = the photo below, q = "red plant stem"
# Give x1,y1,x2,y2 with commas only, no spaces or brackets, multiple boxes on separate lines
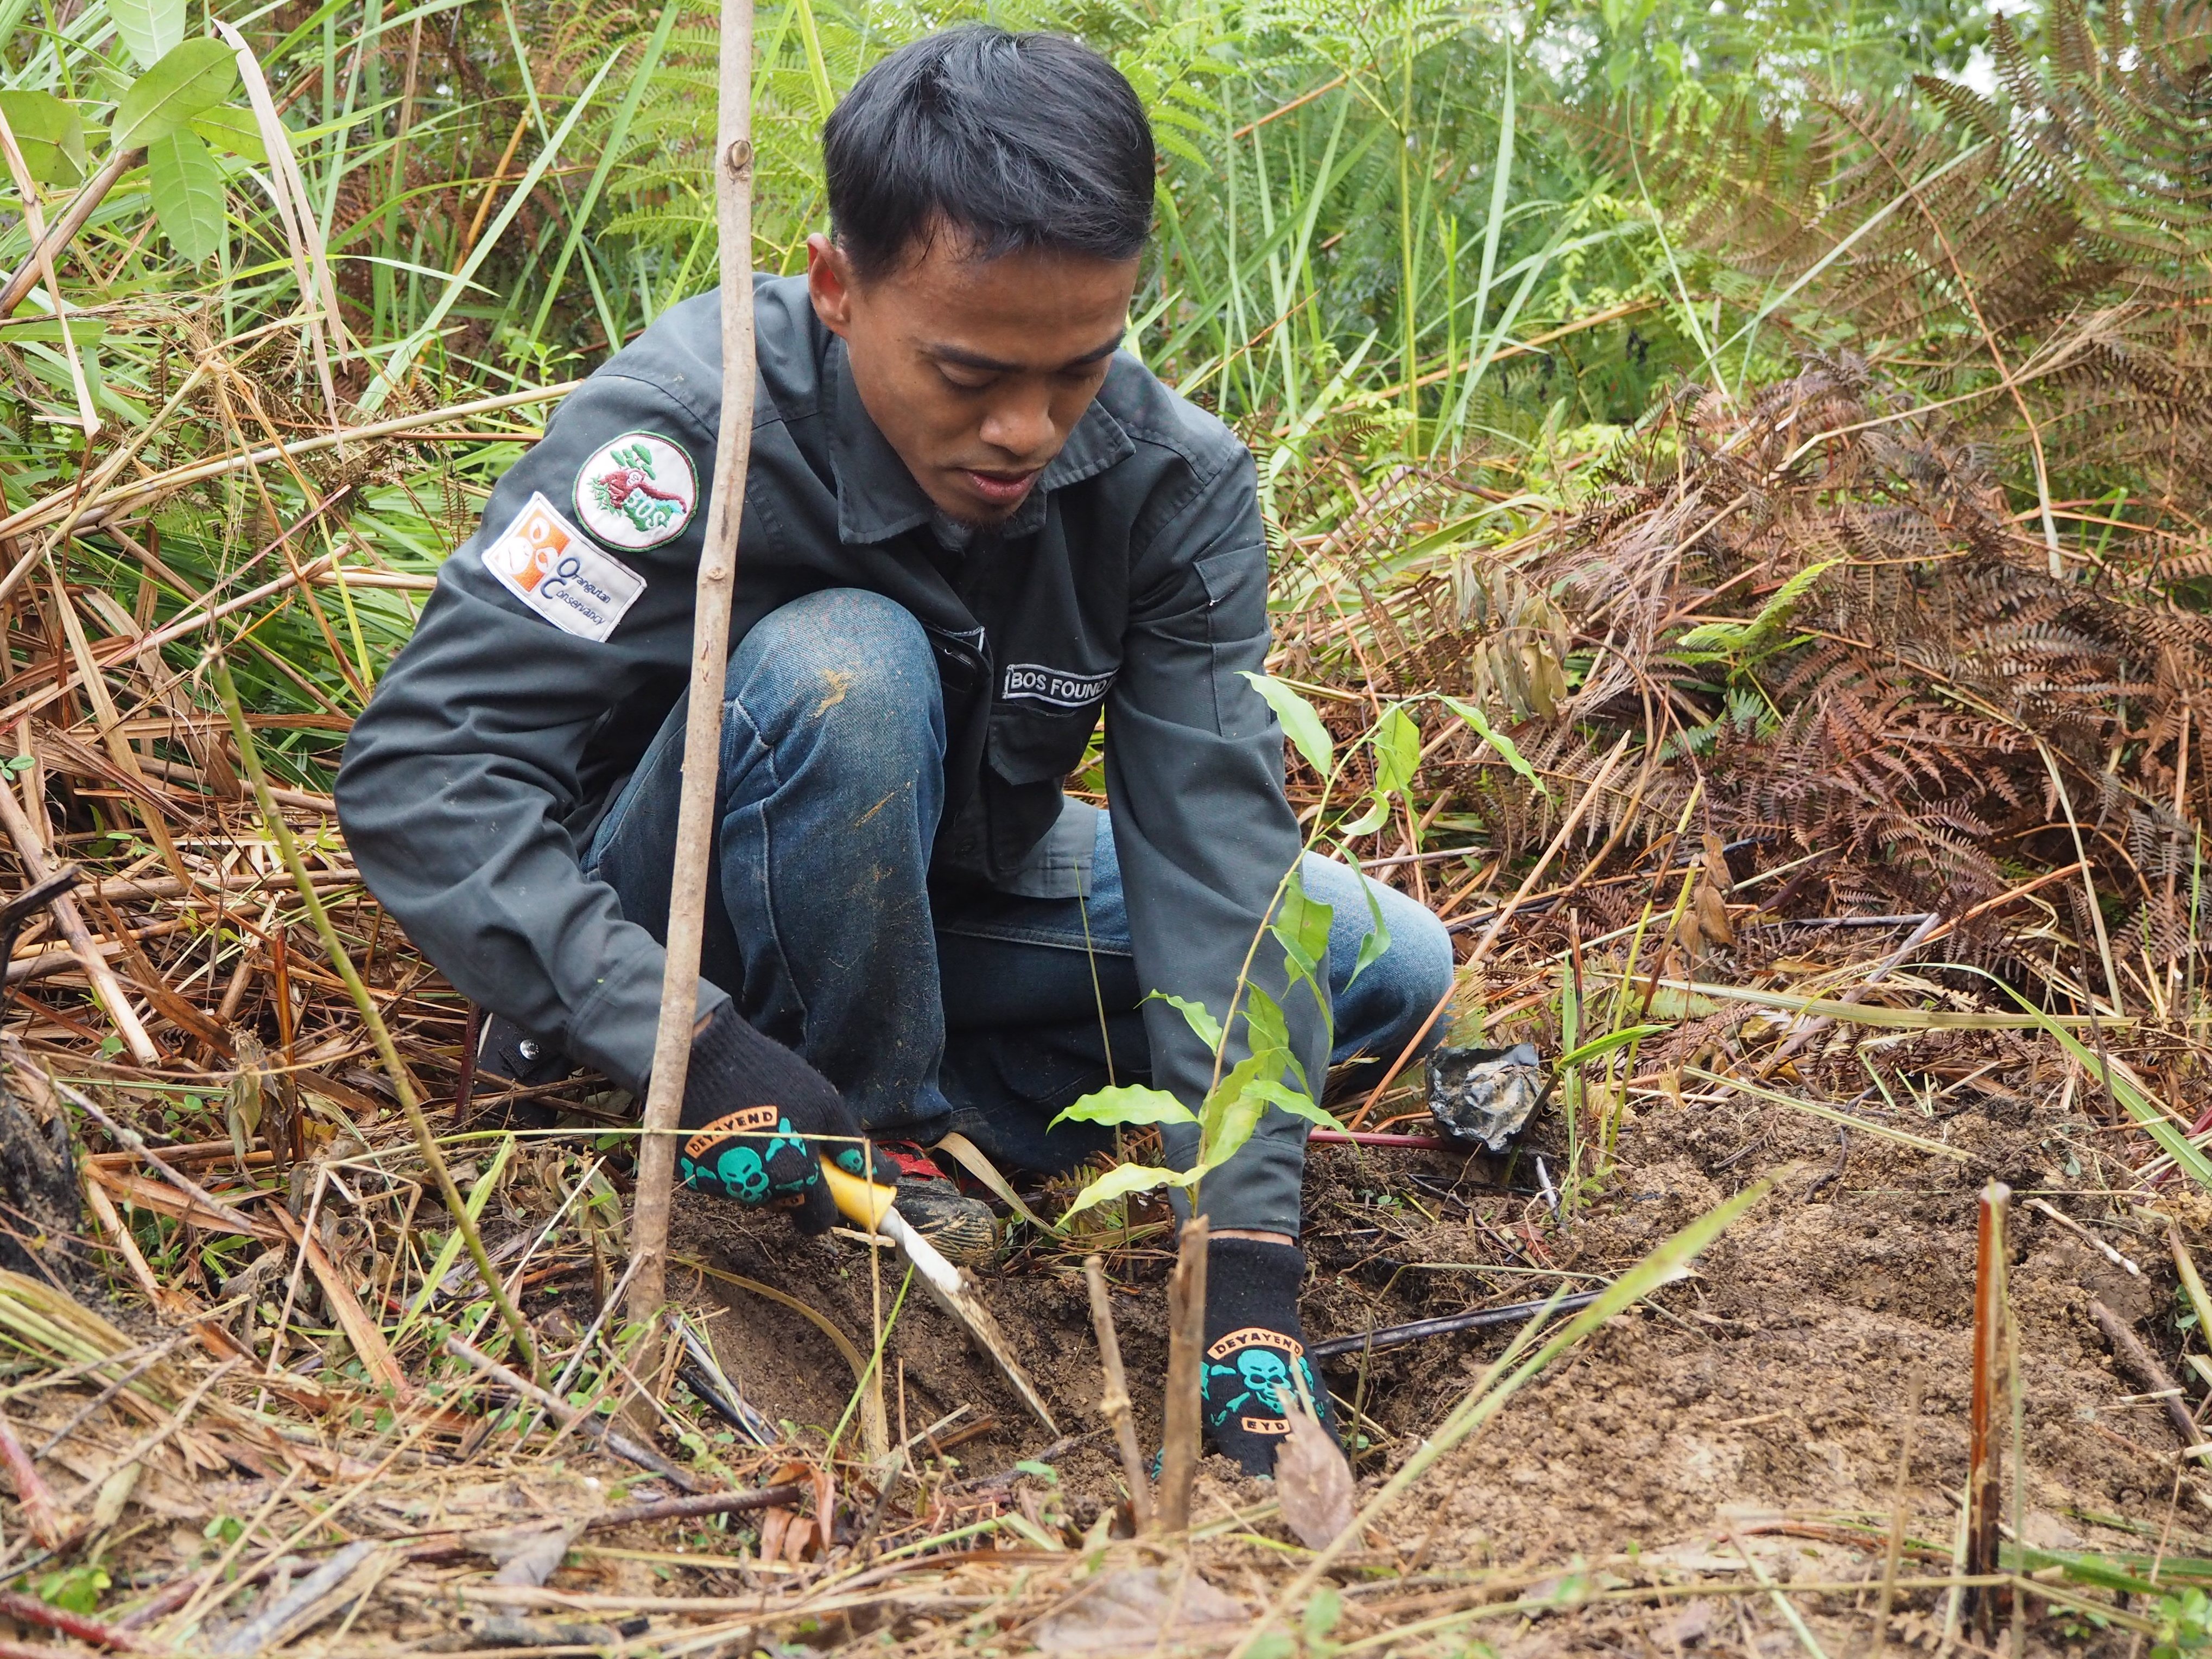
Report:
0,1408,65,1547
0,1588,141,1650
1310,1128,1456,1149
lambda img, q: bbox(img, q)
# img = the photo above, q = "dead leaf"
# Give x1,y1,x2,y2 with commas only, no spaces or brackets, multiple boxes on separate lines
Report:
758,1505,791,1562
1693,874,1735,949
1273,1399,1354,1549
1032,1563,1246,1655
1701,832,1734,895
464,1518,581,1587
226,1032,265,1166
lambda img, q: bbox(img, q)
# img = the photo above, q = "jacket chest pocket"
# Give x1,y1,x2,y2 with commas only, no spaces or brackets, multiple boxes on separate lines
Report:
987,704,1104,785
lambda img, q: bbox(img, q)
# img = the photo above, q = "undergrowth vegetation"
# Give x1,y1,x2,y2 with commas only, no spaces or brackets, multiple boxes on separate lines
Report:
2,0,2212,1649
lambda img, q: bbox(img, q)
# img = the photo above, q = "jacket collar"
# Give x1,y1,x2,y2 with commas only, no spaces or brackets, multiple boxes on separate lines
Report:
823,338,1135,545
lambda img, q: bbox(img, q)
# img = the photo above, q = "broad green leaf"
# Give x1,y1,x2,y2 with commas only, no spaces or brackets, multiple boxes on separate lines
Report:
1556,1025,1667,1069
1244,984,1293,1063
110,0,186,71
1150,990,1222,1051
147,128,223,262
1058,1161,1197,1223
188,104,268,163
1274,865,1334,984
1372,704,1422,796
1238,671,1334,777
0,92,86,184
111,40,238,155
1204,1082,1269,1171
1247,1077,1345,1133
1443,695,1549,798
1050,1083,1197,1131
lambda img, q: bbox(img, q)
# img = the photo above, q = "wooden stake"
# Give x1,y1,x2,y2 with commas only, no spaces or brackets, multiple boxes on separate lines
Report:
623,0,756,1326
1084,1253,1153,1533
1158,1216,1209,1533
1965,1179,2010,1641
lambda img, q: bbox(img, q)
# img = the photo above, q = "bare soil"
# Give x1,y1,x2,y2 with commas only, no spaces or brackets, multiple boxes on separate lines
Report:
658,1042,2208,1654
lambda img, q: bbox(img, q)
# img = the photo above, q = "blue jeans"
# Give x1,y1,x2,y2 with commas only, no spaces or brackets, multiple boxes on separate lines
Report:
585,589,1454,1235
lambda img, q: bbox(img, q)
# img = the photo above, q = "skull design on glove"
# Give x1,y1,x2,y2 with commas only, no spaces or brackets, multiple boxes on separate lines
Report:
1202,1328,1308,1433
712,1143,771,1203
1234,1346,1291,1412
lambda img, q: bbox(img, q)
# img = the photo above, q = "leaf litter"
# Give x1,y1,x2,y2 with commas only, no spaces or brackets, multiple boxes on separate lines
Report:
1,8,2211,1653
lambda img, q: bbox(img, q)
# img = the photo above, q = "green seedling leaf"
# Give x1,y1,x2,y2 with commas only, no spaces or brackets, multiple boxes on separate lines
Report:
1247,1076,1344,1132
1372,704,1422,796
1050,1083,1196,1130
1206,1080,1269,1170
0,92,86,184
1442,695,1549,798
188,104,268,162
1150,990,1222,1051
110,0,186,69
147,127,223,262
1556,1025,1667,1069
1058,1160,1196,1223
1244,984,1293,1062
1274,865,1334,984
1348,878,1392,988
1335,796,1390,838
111,40,238,155
1239,671,1334,777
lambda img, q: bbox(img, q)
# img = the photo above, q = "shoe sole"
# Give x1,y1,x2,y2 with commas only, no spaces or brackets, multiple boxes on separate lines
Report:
895,1200,998,1269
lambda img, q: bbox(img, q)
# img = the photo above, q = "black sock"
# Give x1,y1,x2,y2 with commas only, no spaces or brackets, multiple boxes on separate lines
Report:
1200,1237,1338,1476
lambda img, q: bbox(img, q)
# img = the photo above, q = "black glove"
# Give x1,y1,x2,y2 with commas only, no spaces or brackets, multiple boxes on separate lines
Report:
1201,1237,1339,1476
673,1003,895,1234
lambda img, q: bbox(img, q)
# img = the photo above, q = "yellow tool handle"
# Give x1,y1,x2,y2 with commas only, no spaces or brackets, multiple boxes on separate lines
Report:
820,1158,898,1233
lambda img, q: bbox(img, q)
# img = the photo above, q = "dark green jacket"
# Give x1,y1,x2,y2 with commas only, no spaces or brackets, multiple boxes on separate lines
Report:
336,275,1322,1108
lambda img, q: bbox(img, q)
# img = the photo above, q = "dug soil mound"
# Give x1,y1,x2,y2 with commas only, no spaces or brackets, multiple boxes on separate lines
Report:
657,1033,2200,1655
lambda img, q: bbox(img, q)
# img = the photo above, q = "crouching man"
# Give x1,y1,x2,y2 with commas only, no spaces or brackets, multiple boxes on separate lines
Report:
335,25,1453,1475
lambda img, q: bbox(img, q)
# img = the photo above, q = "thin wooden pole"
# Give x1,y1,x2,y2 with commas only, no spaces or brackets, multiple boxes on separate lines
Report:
624,0,756,1325
1157,1216,1209,1533
1084,1253,1153,1533
1964,1179,2010,1641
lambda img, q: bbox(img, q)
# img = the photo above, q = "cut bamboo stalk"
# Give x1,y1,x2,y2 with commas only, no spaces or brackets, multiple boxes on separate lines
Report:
1084,1253,1153,1532
623,0,756,1326
1158,1216,1209,1533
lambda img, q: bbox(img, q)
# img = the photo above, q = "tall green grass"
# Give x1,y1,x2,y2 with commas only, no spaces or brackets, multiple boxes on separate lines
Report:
0,0,2041,764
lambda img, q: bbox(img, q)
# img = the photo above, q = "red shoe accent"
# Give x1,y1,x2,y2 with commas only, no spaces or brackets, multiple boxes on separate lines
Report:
877,1140,949,1185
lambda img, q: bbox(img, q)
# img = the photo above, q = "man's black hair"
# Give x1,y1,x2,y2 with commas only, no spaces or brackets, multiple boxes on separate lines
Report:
822,25,1155,278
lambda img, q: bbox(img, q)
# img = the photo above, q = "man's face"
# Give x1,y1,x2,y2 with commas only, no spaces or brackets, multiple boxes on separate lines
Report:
807,229,1140,527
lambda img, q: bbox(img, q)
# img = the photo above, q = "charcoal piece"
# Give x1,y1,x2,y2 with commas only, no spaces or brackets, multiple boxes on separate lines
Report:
1425,1042,1548,1152
0,1084,83,1283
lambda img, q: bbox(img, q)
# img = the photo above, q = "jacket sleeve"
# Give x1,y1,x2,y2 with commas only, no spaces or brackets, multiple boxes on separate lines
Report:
334,368,726,1094
1103,448,1332,1148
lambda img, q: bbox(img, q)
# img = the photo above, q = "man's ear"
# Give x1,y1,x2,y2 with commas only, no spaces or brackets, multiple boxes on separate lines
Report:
807,233,856,338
